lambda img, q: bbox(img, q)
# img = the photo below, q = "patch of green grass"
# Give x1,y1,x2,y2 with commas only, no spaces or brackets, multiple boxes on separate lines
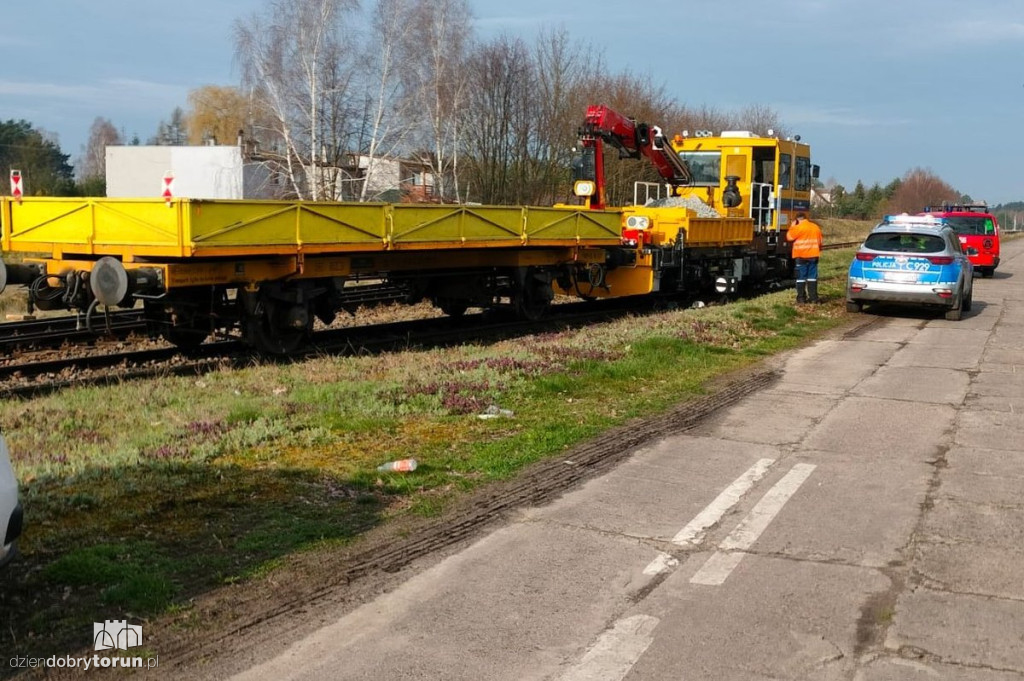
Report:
46,543,176,611
532,372,579,397
226,403,268,425
820,218,875,243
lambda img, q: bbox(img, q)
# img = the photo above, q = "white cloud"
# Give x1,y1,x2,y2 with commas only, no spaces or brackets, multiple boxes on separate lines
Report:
865,15,1024,54
0,80,98,99
942,19,1024,43
775,104,913,128
474,14,574,30
0,78,187,110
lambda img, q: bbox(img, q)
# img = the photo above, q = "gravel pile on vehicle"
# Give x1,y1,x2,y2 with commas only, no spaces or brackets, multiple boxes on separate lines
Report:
645,195,721,218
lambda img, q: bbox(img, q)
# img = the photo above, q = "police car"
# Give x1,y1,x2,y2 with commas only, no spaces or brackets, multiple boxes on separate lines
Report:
0,433,22,568
847,215,974,321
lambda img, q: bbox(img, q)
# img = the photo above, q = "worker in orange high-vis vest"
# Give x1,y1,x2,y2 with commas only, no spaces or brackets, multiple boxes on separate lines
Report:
786,212,823,303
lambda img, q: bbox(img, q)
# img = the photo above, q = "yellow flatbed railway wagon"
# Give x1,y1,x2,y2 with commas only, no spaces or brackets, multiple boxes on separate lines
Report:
1,198,623,257
0,198,623,353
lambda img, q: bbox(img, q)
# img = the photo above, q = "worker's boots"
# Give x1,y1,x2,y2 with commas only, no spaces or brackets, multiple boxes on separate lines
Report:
796,281,807,304
807,281,819,304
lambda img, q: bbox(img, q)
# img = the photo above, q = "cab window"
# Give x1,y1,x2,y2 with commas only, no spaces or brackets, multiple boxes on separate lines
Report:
943,217,993,235
778,153,791,189
678,151,721,186
794,156,811,191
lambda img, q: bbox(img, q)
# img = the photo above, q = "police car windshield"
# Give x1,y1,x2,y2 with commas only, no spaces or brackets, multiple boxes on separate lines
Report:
865,232,946,254
941,216,994,236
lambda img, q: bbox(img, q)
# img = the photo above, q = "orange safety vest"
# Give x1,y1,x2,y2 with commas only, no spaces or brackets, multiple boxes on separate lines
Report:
787,219,823,258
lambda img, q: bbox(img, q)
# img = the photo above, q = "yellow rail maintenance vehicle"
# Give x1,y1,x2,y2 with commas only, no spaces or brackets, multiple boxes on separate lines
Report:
566,105,818,300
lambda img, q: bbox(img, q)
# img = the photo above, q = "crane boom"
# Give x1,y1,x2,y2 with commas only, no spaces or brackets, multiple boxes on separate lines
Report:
577,105,693,209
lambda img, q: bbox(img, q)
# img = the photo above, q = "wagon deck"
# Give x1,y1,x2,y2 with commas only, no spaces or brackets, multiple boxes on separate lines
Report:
1,198,624,260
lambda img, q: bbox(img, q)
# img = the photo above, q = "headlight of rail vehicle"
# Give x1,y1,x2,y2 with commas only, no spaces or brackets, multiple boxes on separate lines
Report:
573,180,596,197
625,216,650,229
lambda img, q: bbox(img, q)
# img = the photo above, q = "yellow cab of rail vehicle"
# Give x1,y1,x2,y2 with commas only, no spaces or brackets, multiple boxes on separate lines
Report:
564,104,819,301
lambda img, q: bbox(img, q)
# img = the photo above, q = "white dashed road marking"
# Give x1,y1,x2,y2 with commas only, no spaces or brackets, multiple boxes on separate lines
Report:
641,458,775,577
578,460,811,680
558,615,660,681
691,463,817,586
642,552,679,576
671,458,776,546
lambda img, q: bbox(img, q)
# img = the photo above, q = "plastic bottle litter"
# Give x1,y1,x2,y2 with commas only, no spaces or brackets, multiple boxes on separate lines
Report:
376,458,418,472
478,405,514,420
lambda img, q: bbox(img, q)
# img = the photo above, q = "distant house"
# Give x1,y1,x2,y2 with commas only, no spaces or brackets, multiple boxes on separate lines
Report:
811,188,833,210
344,154,437,203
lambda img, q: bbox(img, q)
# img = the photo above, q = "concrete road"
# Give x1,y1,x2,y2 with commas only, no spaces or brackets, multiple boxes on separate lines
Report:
231,238,1024,681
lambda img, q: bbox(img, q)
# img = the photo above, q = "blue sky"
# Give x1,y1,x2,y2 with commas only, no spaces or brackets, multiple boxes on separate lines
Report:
4,0,1024,203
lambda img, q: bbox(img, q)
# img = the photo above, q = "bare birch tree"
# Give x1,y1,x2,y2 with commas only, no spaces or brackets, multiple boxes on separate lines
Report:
530,28,603,204
733,103,787,138
79,117,122,181
355,0,418,201
885,168,958,214
235,0,360,200
401,0,472,202
461,35,534,204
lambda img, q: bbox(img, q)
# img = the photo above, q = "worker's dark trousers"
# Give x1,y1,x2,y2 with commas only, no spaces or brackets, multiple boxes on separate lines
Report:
795,258,820,303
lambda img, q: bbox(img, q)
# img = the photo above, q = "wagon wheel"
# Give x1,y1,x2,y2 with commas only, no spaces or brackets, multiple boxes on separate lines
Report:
435,297,470,317
166,325,210,350
145,300,210,350
242,298,311,355
515,277,553,322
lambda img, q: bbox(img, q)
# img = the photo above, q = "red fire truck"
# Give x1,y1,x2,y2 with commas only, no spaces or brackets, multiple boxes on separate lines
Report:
921,203,1000,277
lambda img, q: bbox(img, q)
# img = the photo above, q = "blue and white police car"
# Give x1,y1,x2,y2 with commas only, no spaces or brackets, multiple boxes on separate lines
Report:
847,215,974,321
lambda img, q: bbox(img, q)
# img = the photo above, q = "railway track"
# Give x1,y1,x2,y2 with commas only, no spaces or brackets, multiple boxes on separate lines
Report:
2,244,861,345
0,245,864,398
0,298,654,399
822,240,860,250
0,241,861,357
0,309,148,350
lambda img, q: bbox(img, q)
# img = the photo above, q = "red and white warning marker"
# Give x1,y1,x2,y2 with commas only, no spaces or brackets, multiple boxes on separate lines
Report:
10,169,23,202
161,171,174,207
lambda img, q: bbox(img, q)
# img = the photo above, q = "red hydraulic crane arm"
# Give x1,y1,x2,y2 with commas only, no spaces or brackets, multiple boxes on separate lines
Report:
578,105,693,209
